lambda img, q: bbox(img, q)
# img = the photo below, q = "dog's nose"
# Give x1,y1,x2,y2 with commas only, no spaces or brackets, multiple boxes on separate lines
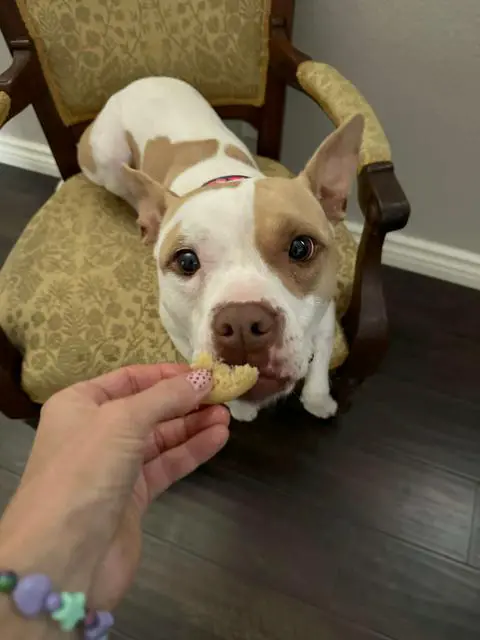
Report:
212,302,279,364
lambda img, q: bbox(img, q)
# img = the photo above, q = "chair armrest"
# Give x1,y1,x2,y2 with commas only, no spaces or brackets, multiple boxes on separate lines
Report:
296,61,391,169
358,161,410,232
270,29,410,227
0,47,38,127
335,162,409,409
270,29,391,169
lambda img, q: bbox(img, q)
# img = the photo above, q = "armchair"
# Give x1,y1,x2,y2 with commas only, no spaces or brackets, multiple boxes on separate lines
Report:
0,0,410,422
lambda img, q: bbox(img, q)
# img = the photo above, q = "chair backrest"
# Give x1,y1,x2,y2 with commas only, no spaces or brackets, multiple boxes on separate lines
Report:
15,0,271,125
1,0,296,177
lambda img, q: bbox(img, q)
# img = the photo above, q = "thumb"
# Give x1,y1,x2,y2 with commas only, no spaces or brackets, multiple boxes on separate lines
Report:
114,368,213,435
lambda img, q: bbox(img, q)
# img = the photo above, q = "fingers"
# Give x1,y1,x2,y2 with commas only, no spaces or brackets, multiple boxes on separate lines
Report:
70,363,191,405
143,405,230,463
143,424,229,502
113,369,213,437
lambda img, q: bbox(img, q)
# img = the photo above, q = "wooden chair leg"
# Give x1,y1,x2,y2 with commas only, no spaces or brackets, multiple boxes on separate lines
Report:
333,162,410,411
0,326,39,420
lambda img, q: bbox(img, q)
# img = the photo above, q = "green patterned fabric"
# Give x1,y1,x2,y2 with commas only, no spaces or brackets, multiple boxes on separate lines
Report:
0,176,182,402
15,0,272,125
0,92,10,126
0,157,357,404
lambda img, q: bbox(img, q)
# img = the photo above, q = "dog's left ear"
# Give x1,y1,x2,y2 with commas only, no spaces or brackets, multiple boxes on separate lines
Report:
297,114,364,223
122,164,179,244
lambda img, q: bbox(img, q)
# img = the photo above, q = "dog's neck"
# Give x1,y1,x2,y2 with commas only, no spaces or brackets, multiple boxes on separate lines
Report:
133,135,264,198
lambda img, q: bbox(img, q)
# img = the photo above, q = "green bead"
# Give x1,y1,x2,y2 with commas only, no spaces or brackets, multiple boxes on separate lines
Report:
51,592,86,631
0,571,18,593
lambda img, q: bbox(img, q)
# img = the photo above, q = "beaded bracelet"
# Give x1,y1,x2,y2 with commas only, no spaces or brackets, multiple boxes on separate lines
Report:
0,570,114,639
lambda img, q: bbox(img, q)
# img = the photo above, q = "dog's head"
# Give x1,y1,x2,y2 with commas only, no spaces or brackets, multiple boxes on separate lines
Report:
123,115,364,405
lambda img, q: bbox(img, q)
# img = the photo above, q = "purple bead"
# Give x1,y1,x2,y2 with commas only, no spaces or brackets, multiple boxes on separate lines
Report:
84,610,114,639
45,592,62,612
12,573,52,618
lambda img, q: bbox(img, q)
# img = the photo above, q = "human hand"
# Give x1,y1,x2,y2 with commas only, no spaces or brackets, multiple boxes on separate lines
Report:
0,364,230,615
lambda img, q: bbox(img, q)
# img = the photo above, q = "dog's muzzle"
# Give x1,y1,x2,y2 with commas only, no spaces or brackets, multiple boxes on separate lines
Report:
211,302,290,401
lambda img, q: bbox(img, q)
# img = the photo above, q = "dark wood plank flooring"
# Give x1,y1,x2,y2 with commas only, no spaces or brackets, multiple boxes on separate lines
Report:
1,164,480,639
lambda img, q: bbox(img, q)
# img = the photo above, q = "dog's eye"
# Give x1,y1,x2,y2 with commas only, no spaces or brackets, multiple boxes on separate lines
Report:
288,236,316,262
174,249,200,276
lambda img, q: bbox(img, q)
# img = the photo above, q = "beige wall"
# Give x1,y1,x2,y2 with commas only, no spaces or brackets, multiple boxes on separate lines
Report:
1,0,480,252
283,0,480,253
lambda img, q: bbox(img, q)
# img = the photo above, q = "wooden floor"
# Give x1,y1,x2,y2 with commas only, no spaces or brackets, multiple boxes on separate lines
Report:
1,164,480,640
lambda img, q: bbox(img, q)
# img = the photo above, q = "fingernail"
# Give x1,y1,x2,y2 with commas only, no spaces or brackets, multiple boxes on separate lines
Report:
186,369,212,394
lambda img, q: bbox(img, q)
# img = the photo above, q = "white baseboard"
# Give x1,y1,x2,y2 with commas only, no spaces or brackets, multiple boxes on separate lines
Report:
0,133,60,178
1,134,479,291
347,222,480,291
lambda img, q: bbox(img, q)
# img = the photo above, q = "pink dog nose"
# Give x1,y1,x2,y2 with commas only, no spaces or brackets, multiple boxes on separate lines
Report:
212,302,279,365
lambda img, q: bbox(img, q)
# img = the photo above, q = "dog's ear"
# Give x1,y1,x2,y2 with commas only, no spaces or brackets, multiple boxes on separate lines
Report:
296,114,364,223
122,164,179,244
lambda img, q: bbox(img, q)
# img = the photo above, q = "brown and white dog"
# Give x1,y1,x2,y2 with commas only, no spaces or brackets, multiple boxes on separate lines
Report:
78,77,364,422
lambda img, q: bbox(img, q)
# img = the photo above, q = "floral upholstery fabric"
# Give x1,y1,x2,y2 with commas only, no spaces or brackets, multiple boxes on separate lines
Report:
297,61,392,169
15,0,272,125
0,92,10,126
0,157,356,404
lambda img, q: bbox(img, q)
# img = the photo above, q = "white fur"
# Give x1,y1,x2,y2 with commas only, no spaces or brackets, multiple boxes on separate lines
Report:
301,301,337,419
155,181,334,422
83,77,263,198
80,77,338,422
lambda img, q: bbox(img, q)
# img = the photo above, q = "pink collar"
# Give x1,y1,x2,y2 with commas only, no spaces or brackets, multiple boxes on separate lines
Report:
202,174,250,187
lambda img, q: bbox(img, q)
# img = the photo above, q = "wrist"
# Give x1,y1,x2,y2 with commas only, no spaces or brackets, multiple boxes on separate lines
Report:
0,566,113,640
0,596,79,640
0,480,102,594
0,526,96,597
0,537,94,639
0,496,99,639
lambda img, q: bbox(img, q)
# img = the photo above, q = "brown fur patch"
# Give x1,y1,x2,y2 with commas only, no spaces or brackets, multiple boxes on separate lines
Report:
254,178,338,300
125,130,141,170
225,144,257,168
142,137,219,189
77,123,96,174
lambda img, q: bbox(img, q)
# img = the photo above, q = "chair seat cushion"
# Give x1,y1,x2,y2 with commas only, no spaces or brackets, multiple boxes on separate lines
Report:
0,157,357,404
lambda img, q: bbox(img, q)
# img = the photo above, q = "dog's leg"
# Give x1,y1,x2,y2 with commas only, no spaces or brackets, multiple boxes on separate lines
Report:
80,111,137,208
301,300,338,419
227,399,259,423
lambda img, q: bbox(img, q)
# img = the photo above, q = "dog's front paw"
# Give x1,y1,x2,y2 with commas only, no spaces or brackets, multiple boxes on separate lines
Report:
301,391,338,420
228,400,259,423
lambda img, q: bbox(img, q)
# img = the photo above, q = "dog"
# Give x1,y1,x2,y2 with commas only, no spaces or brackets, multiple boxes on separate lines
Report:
77,77,364,422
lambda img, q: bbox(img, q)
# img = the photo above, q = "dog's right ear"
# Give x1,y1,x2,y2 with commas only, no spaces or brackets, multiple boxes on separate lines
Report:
122,164,179,244
296,114,364,223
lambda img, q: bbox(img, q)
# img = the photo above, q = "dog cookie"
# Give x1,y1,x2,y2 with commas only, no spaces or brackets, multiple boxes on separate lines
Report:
192,353,258,404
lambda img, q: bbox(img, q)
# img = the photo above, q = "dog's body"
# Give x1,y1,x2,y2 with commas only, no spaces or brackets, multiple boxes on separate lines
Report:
78,77,364,422
78,77,262,210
